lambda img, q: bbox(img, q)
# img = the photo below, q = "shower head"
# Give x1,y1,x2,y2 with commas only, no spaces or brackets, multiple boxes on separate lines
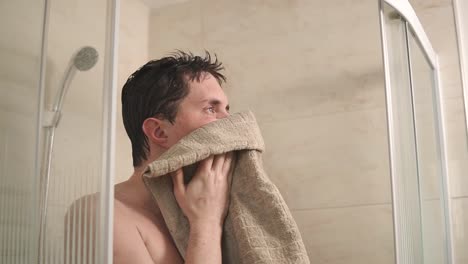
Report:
73,46,98,71
50,46,99,119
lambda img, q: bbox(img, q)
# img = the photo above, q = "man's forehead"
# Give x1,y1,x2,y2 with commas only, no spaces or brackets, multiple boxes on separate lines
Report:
186,71,214,83
187,77,225,97
199,98,227,104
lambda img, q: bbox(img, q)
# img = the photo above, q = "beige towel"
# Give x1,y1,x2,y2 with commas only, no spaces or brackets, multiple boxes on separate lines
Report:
143,111,310,264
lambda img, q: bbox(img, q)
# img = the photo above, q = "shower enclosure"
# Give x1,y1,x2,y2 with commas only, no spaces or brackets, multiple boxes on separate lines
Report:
0,0,456,264
379,0,452,263
0,0,118,263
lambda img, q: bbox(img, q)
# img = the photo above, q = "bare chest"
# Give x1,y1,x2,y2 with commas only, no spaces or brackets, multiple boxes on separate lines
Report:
138,213,182,262
115,200,183,264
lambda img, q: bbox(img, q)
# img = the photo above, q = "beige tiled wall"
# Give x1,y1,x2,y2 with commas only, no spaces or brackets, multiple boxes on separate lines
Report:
452,197,468,264
144,0,468,263
293,204,394,264
148,1,395,263
115,0,150,183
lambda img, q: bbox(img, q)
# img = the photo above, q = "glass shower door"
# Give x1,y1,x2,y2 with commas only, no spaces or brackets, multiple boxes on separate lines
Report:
380,4,424,263
408,30,450,264
0,0,118,263
379,1,452,264
0,0,46,262
38,0,118,263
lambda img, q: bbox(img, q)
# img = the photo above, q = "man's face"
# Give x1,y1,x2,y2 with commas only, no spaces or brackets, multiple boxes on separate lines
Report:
163,73,230,147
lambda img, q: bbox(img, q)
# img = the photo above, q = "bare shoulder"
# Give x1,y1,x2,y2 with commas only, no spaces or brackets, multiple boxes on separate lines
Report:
65,192,99,225
113,183,183,264
64,193,100,263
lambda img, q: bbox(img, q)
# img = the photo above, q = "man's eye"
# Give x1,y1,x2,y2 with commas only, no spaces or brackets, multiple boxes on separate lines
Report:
206,107,216,113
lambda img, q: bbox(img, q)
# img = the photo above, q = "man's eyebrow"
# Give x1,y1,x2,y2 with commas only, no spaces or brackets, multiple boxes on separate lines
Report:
200,99,230,110
200,99,222,105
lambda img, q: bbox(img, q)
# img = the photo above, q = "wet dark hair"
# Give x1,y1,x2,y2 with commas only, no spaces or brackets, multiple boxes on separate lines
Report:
121,51,226,167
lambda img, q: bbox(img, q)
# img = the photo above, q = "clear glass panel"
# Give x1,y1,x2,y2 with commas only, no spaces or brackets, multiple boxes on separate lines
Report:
408,30,449,264
40,0,111,263
0,0,45,262
0,0,114,263
382,3,424,264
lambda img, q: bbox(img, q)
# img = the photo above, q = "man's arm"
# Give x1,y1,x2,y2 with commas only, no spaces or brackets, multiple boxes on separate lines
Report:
172,153,234,264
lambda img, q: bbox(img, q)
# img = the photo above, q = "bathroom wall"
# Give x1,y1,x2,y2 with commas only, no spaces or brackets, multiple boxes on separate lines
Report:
147,1,395,263
115,0,468,263
115,0,150,183
410,0,468,263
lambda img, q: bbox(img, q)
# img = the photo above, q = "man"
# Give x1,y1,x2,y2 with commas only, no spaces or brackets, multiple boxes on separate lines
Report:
114,51,233,263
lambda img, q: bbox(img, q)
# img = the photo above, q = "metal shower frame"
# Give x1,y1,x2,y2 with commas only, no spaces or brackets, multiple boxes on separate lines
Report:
378,0,454,263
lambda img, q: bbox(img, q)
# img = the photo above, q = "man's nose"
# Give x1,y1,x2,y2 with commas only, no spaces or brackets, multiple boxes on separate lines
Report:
217,109,230,119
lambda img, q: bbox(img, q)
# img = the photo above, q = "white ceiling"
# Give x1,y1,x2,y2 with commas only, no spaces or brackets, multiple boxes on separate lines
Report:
139,0,191,9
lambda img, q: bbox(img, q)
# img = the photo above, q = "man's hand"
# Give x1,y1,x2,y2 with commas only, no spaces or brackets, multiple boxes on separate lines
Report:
171,152,234,264
172,152,234,228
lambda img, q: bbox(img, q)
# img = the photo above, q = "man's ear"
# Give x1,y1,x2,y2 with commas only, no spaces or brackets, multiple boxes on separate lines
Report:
142,117,169,148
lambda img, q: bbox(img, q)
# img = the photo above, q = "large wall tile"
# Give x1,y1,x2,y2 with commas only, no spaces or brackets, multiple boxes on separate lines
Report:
448,159,468,198
439,64,463,100
442,97,468,175
442,96,468,155
116,0,150,183
149,0,203,57
292,204,395,264
223,61,385,123
201,0,382,57
451,197,468,264
412,3,460,68
200,0,386,121
444,90,468,201
259,108,391,209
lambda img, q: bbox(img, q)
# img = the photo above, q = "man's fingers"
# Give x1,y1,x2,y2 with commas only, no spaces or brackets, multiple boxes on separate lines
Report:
212,154,225,172
222,152,234,175
172,168,185,196
199,155,214,171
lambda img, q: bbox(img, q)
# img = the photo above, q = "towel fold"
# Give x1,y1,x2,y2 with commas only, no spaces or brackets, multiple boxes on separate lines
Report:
143,111,310,264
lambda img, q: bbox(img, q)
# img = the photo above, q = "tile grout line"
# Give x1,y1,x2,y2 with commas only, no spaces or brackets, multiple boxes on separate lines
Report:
451,195,468,199
290,201,393,212
257,106,389,126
